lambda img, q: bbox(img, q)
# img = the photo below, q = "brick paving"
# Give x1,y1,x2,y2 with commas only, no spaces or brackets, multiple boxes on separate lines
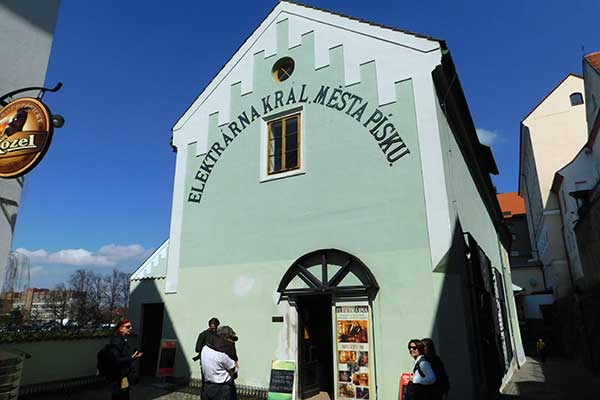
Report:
501,356,600,400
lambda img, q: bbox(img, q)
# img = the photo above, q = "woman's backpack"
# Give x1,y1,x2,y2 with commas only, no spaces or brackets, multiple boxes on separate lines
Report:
97,344,118,379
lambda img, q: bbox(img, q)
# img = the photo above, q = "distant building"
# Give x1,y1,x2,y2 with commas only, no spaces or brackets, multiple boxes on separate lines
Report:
519,74,588,299
129,2,524,399
498,192,551,353
497,192,545,292
2,288,80,322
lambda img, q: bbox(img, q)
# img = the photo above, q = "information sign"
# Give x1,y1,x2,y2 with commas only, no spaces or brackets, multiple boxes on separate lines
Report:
267,360,295,400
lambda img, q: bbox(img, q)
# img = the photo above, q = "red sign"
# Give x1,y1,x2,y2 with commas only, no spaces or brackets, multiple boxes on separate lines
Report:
398,372,411,400
157,340,177,377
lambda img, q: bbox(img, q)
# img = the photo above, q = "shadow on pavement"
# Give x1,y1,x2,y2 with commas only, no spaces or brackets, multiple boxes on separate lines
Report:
501,356,600,400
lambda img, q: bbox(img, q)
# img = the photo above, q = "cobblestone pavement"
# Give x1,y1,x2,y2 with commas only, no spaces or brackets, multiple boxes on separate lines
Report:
20,380,263,400
21,382,195,400
501,356,600,399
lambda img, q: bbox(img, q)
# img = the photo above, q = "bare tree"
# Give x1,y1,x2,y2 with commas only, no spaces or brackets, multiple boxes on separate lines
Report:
68,269,105,327
104,269,129,322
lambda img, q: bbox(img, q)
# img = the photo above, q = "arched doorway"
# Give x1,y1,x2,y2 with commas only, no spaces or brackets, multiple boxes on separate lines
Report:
277,249,379,400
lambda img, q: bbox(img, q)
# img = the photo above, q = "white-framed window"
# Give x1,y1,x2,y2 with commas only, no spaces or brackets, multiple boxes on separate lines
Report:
260,107,305,182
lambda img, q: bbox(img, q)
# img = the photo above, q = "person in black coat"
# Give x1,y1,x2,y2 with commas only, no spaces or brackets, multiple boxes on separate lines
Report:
422,338,449,400
194,317,220,361
109,320,142,400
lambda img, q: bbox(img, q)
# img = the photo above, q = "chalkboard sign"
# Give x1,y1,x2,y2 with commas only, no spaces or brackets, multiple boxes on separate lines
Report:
157,340,177,377
267,360,295,400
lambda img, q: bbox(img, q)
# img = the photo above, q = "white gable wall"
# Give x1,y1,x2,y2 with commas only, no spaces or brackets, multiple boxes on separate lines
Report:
166,2,453,293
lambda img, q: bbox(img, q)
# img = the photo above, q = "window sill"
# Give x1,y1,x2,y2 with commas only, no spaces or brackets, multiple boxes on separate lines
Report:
260,168,305,183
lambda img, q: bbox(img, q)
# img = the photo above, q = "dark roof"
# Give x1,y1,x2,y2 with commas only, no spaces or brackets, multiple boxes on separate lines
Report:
585,51,600,74
280,0,446,45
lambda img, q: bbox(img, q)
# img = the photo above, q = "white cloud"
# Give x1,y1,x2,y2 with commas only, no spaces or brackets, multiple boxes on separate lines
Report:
15,243,153,268
98,244,151,262
476,128,499,146
29,265,46,277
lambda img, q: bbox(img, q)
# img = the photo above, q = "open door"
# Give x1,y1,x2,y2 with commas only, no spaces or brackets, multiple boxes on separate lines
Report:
298,295,333,399
139,303,164,376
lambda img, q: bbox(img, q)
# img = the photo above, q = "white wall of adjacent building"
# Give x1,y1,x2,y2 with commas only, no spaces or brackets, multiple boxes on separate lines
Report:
0,1,60,291
520,74,588,298
554,150,599,285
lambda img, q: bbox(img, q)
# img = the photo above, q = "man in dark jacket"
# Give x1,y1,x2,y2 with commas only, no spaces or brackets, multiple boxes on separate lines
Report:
195,317,221,400
201,325,239,400
195,317,220,360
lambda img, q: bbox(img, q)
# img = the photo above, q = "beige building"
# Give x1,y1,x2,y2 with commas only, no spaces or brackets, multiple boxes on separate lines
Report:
519,74,588,299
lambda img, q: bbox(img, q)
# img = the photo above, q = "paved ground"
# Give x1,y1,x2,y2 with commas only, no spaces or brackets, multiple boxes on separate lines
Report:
20,380,265,400
19,357,600,400
501,356,600,399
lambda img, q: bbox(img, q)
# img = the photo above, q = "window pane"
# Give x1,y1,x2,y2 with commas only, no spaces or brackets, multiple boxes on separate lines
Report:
270,121,282,144
285,133,297,152
270,155,282,172
270,136,282,157
285,116,299,170
285,150,298,169
285,117,298,136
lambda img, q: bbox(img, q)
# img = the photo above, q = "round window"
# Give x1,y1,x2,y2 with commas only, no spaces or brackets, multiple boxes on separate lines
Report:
272,57,295,83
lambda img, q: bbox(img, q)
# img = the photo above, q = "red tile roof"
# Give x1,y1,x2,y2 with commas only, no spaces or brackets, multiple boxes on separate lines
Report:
586,51,600,74
497,192,526,218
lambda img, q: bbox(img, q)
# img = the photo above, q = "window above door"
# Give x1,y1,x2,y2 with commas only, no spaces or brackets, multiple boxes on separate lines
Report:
260,108,305,182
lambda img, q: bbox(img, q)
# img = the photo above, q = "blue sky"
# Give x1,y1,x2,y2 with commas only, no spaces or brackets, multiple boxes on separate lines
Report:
12,0,599,288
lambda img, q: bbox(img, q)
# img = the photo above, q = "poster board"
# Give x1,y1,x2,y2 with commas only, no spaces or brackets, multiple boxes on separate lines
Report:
335,304,373,400
156,339,177,377
267,360,295,400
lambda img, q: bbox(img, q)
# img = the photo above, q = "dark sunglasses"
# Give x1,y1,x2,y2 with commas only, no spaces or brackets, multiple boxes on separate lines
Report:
123,325,132,329
408,346,417,350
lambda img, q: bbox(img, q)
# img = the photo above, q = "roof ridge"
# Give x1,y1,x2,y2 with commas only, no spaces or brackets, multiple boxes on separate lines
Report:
521,73,583,122
280,0,445,45
584,51,600,73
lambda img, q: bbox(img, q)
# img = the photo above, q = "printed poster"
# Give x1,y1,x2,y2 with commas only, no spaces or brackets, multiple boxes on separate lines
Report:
336,305,371,400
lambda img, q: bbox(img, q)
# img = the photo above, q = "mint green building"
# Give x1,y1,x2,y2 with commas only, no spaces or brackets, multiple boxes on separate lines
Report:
129,2,524,399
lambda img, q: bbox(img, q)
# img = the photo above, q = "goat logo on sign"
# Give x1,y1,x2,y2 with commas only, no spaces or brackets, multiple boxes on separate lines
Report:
0,97,53,178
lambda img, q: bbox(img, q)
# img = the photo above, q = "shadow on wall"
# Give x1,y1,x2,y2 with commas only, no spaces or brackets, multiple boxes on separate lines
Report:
0,0,60,35
128,278,191,390
553,284,600,373
429,220,515,400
